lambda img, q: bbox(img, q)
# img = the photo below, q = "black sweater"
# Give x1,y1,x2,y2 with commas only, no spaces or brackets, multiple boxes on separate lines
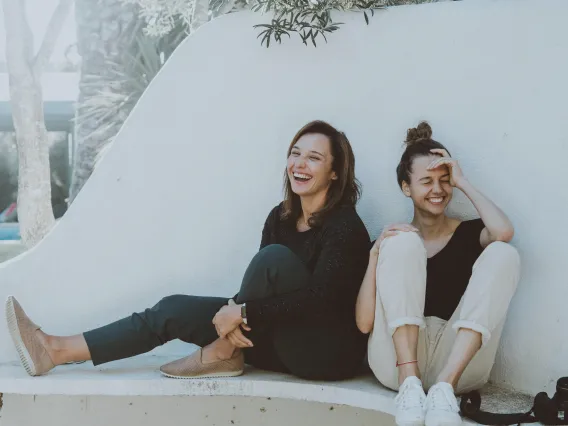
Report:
245,203,371,326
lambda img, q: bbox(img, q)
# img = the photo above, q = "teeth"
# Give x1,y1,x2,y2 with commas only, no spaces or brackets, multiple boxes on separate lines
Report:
293,172,312,179
429,197,444,203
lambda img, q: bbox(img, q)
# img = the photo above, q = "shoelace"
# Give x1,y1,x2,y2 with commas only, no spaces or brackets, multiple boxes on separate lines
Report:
427,386,459,412
396,382,425,410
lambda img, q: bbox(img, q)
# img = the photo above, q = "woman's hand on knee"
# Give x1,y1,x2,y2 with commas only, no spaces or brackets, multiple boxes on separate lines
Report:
212,304,245,338
372,223,419,256
226,325,254,348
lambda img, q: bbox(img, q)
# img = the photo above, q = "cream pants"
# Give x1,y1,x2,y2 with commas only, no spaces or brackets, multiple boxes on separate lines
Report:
367,232,520,394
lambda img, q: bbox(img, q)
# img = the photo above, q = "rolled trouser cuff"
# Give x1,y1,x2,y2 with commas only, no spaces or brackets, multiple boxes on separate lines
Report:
387,316,426,336
452,320,491,347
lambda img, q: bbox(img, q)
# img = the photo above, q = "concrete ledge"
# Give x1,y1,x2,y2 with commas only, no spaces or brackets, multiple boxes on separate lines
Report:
0,354,535,425
0,355,396,413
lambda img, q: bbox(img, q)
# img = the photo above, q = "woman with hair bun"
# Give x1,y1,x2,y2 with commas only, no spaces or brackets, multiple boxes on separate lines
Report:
356,122,520,426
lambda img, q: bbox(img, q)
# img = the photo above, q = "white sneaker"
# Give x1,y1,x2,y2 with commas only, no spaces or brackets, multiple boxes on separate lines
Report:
425,382,462,426
395,376,427,426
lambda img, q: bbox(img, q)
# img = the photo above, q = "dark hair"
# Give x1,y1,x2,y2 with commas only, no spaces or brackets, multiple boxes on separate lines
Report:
282,120,361,227
396,121,451,188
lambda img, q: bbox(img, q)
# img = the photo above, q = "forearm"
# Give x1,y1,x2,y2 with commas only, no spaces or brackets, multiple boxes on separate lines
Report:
355,253,378,334
457,178,514,241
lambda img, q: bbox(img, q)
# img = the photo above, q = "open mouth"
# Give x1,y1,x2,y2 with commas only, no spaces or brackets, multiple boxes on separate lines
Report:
427,196,445,205
293,172,313,183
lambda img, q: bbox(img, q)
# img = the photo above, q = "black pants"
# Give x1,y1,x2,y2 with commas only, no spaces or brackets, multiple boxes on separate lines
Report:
84,244,367,380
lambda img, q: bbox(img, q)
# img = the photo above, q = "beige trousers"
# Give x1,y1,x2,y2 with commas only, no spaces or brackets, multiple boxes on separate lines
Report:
367,231,520,394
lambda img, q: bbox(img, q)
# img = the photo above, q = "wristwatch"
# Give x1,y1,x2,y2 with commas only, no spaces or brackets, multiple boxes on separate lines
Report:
241,303,248,325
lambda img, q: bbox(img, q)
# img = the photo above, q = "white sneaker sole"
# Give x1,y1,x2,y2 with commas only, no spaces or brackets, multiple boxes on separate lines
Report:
160,369,244,379
425,413,462,426
396,416,426,426
5,296,37,376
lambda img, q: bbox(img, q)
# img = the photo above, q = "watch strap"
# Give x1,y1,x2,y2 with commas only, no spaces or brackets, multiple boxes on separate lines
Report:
241,302,248,325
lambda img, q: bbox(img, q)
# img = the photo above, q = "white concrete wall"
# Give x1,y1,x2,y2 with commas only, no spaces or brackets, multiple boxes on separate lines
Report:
0,0,566,399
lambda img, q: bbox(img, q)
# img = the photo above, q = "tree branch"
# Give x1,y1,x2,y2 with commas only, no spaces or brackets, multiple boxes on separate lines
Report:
33,0,73,74
2,0,35,68
190,0,210,32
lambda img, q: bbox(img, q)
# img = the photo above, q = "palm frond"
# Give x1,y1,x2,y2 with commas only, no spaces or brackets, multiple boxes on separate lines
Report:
74,26,188,163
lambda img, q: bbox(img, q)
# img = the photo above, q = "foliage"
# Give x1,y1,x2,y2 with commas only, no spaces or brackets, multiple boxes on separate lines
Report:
252,0,383,47
78,0,442,168
74,25,188,164
121,0,195,36
123,0,444,47
255,0,441,46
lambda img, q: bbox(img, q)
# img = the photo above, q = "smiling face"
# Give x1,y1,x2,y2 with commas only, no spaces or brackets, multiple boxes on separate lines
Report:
286,133,337,199
402,154,453,216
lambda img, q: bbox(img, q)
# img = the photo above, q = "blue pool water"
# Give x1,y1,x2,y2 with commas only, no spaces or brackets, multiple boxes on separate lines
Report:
0,224,20,241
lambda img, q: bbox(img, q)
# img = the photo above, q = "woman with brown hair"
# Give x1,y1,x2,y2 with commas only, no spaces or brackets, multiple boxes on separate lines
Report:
7,120,370,381
356,122,520,426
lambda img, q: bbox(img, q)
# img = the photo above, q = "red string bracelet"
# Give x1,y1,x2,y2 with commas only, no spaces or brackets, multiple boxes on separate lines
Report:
396,360,418,367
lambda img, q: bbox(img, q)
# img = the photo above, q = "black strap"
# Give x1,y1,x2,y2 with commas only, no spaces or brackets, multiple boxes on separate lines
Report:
460,390,537,426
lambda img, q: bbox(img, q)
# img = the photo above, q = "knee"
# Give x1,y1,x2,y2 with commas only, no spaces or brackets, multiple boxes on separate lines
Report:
380,231,425,258
157,295,182,308
259,244,294,257
154,295,187,316
476,242,521,297
484,241,521,271
253,244,297,267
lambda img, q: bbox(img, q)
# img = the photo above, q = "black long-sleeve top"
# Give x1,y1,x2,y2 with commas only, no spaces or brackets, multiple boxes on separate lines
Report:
244,203,371,327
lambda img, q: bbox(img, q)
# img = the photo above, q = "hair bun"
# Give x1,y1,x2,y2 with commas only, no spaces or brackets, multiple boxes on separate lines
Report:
405,121,432,145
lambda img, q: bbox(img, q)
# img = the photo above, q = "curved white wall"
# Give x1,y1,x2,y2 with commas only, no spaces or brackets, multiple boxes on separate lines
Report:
0,0,566,395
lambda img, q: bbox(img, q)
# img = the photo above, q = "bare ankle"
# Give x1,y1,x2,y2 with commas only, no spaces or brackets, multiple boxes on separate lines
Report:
203,340,237,361
435,373,458,389
398,364,421,385
36,331,61,365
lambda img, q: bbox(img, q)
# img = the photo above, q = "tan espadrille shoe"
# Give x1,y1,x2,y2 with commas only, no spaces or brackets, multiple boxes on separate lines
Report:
5,296,55,376
159,349,244,379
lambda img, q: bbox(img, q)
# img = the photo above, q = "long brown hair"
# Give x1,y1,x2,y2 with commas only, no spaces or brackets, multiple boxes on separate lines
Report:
281,120,361,227
396,121,451,188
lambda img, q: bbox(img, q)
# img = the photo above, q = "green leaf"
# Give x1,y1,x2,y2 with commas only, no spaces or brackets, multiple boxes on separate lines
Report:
311,31,318,47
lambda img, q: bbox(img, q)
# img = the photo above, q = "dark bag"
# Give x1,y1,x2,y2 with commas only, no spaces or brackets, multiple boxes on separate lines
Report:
460,378,568,425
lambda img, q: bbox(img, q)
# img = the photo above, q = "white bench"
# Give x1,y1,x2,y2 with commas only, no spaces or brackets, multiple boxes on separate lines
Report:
0,0,565,423
0,354,534,424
